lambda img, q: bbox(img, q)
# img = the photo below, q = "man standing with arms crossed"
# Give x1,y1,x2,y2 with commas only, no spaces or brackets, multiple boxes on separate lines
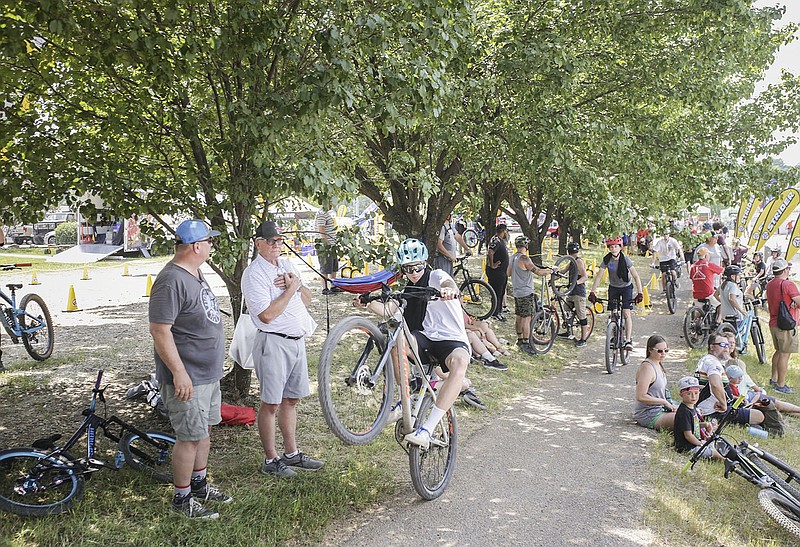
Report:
149,219,231,519
242,221,324,478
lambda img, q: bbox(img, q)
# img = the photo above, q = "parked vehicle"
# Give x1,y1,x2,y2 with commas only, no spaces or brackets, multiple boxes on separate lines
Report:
7,223,34,245
33,210,76,245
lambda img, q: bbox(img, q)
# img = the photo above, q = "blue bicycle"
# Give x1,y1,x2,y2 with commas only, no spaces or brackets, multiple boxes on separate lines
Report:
720,298,767,364
1,264,54,363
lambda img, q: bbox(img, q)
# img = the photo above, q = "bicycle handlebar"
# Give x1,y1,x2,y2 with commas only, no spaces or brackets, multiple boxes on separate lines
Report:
357,286,442,305
1,263,33,271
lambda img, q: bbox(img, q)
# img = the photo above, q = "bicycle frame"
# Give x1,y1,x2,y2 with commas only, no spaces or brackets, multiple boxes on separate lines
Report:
0,286,46,339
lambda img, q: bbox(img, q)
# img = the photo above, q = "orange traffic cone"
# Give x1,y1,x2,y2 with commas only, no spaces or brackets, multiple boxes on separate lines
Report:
64,285,81,312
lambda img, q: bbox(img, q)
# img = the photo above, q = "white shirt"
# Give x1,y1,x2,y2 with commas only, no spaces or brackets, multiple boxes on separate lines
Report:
420,270,469,346
652,237,681,262
241,255,317,338
695,353,727,416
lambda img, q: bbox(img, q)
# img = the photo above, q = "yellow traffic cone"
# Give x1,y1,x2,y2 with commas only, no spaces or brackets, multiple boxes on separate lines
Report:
364,263,370,275
122,264,130,277
81,265,91,281
591,257,597,270
649,273,659,291
642,286,652,310
547,247,553,261
30,269,41,285
144,274,153,297
64,285,81,312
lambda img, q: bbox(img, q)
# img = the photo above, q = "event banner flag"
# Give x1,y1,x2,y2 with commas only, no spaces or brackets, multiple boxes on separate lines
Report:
754,188,800,252
786,213,800,262
747,197,775,249
735,196,757,237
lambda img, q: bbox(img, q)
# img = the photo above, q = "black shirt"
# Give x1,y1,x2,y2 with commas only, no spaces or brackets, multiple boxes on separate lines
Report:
486,236,509,273
402,269,431,332
674,403,700,453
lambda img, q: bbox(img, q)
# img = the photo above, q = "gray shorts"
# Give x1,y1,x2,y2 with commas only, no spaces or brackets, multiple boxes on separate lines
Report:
690,444,715,459
162,382,221,442
253,331,311,404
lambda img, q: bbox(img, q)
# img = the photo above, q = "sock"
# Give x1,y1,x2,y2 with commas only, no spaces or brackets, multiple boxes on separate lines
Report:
266,457,279,464
191,467,207,483
480,351,495,362
422,405,446,433
284,450,299,458
173,485,191,499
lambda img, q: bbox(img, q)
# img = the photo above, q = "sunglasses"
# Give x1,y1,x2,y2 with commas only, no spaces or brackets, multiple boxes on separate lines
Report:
196,237,214,244
258,237,284,246
712,341,730,348
655,348,669,354
401,264,426,275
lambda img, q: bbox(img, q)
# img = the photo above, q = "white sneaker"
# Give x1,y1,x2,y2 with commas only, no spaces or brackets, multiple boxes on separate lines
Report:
403,427,431,449
388,402,402,424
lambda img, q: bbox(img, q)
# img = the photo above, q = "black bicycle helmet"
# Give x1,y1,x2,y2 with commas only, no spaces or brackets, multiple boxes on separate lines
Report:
723,265,742,279
515,235,530,248
567,241,580,254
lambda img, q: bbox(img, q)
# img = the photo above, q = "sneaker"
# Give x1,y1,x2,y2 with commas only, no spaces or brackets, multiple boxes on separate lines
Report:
460,388,487,410
280,451,324,471
388,401,402,424
404,427,431,449
624,340,633,351
519,343,537,355
483,358,508,371
330,286,344,293
260,458,296,478
575,338,587,348
774,384,795,394
498,338,509,346
769,378,778,387
493,313,507,322
501,306,510,313
171,494,219,519
191,479,233,504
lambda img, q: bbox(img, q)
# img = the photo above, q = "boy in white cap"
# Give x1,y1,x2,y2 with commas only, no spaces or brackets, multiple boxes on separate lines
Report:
673,376,722,460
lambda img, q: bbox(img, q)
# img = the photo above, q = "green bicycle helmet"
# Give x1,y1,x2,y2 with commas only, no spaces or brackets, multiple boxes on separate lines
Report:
395,238,429,265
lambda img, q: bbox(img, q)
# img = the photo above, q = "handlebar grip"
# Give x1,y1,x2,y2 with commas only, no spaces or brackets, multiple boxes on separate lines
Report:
732,393,746,409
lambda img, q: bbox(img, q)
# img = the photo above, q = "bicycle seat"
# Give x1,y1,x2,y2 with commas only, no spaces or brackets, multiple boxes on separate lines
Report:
32,434,62,449
6,283,23,290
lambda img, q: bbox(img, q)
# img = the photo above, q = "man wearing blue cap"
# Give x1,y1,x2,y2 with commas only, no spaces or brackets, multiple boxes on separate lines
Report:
149,219,231,519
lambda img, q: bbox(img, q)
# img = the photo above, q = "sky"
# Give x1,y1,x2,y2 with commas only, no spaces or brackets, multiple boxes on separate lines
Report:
754,1,800,166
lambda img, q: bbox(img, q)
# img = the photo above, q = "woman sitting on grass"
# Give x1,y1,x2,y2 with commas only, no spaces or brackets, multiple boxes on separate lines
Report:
634,335,678,430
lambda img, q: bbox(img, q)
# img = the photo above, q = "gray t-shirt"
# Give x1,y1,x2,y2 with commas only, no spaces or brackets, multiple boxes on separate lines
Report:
599,254,634,288
149,262,225,386
510,252,535,298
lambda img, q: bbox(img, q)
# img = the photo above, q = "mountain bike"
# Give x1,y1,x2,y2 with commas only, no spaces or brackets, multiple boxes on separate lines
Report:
317,286,457,500
0,370,176,516
719,298,767,364
685,395,800,539
452,255,497,321
0,264,54,363
650,263,679,314
595,297,633,374
683,298,719,349
462,226,485,251
528,255,577,354
553,292,595,342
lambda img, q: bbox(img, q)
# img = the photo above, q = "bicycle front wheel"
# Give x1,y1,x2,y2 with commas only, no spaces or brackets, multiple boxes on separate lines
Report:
605,321,619,374
683,306,707,349
551,255,577,298
752,319,767,364
459,279,497,321
462,229,479,249
119,430,176,483
666,280,677,315
318,316,393,445
20,294,54,360
758,489,800,539
529,309,557,354
409,395,458,500
0,448,84,517
583,305,595,340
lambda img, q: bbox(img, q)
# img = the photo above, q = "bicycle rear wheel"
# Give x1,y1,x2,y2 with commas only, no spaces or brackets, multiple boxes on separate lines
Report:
318,316,393,445
462,229,479,250
529,309,557,354
551,255,577,298
665,280,677,315
683,306,707,349
459,279,497,321
758,489,800,539
20,294,54,360
605,321,619,374
0,448,84,517
748,453,800,501
408,395,458,500
752,319,767,364
119,430,176,483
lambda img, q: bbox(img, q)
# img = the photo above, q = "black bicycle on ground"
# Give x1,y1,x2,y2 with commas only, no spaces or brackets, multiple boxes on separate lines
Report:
0,370,176,516
685,395,800,539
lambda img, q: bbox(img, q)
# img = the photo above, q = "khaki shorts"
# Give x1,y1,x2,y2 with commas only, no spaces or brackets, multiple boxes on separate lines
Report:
162,382,222,442
770,326,799,353
566,295,586,320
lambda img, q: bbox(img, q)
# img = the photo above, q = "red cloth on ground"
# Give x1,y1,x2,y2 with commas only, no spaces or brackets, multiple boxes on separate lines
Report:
220,404,257,425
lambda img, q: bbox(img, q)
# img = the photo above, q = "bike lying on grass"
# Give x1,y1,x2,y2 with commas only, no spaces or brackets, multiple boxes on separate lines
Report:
0,264,54,363
0,370,176,516
685,395,800,539
317,286,457,500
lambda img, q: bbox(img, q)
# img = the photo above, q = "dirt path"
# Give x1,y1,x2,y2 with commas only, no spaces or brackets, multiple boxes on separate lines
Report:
324,281,693,546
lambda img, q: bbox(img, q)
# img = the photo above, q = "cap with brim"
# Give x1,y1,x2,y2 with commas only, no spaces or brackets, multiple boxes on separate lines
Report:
255,221,281,240
725,364,744,379
175,219,221,245
772,258,789,274
696,247,710,257
678,376,700,391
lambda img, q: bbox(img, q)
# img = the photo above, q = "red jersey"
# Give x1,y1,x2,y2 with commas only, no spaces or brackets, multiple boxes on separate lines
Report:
690,259,723,299
766,277,800,328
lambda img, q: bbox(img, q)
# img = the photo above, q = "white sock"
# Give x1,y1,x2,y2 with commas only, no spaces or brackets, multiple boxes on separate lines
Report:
422,405,446,433
480,351,496,362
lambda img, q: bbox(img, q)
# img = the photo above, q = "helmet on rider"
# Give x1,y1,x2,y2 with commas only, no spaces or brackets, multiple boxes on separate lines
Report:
753,251,763,258
515,235,530,248
723,265,742,280
567,241,580,254
395,238,429,265
605,237,623,247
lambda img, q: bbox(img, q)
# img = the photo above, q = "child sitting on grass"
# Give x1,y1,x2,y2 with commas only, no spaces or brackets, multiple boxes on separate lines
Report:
674,376,723,461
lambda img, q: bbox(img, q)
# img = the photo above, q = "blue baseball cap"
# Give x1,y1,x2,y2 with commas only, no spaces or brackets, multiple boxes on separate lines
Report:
175,220,221,245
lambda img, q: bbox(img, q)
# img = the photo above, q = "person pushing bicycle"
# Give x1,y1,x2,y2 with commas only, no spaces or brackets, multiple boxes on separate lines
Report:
588,237,643,351
565,241,590,347
355,238,470,449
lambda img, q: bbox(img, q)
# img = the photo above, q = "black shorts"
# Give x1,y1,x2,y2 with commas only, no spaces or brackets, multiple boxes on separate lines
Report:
412,332,469,373
659,259,677,274
608,284,633,310
706,407,752,425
